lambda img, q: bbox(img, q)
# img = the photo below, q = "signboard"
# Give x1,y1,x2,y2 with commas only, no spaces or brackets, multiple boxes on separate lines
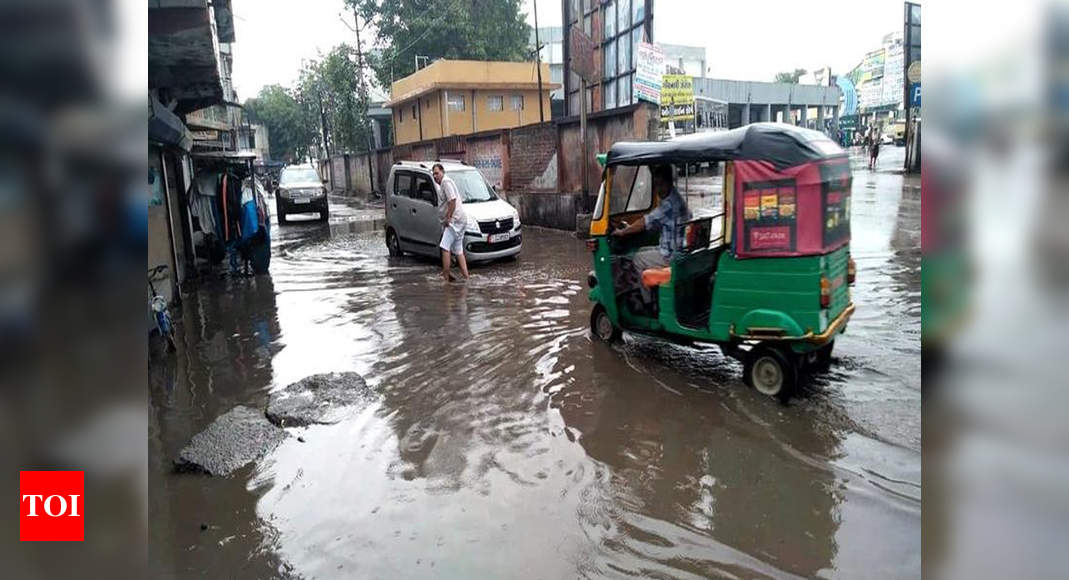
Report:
569,28,596,83
633,42,664,104
660,74,694,122
742,179,798,253
907,60,921,84
859,48,886,83
909,83,921,107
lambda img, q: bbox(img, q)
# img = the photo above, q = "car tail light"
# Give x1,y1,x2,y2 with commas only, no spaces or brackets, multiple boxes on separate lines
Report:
586,238,598,252
820,275,831,308
847,256,856,285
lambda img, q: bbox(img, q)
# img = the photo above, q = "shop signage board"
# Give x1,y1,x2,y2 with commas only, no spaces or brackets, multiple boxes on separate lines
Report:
634,42,664,104
660,74,694,122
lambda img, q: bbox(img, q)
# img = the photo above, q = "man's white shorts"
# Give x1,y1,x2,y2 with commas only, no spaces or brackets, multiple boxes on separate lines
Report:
440,227,464,255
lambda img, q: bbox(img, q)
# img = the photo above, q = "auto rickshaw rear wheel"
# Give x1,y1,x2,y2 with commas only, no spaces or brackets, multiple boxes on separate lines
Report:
744,346,797,401
591,305,621,343
813,341,834,372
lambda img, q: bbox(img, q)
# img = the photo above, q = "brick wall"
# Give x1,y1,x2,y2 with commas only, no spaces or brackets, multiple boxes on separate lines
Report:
509,122,558,192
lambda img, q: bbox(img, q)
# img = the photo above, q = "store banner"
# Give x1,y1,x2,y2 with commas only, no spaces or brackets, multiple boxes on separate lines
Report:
660,74,694,123
634,42,664,105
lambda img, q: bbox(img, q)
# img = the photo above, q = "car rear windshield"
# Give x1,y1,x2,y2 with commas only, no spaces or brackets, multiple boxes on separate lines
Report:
280,167,320,184
450,170,496,203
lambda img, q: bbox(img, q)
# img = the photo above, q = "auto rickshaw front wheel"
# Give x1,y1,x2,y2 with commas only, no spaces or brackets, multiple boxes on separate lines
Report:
590,305,622,343
744,346,797,402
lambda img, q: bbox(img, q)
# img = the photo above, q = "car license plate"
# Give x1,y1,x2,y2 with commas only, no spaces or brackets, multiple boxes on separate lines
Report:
489,233,509,243
294,198,310,204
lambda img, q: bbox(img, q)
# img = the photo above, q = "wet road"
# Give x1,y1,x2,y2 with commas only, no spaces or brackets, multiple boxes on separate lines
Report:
149,147,919,578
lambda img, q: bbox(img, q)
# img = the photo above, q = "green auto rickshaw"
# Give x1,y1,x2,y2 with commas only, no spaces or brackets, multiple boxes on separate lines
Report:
587,123,856,400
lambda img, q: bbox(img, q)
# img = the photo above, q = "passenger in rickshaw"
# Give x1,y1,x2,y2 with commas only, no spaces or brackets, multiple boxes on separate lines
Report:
611,164,691,302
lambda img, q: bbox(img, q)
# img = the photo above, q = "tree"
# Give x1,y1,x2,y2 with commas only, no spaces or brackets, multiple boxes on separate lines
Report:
295,46,374,155
349,0,531,90
244,84,316,163
773,69,808,84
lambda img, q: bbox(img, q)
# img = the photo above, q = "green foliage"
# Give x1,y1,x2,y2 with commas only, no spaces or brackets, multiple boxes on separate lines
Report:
773,69,808,84
349,0,531,89
244,84,316,163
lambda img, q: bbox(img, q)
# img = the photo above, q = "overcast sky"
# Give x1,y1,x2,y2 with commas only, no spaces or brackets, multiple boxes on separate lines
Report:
231,0,922,100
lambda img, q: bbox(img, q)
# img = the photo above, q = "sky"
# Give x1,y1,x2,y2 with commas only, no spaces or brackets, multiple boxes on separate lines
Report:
230,0,920,100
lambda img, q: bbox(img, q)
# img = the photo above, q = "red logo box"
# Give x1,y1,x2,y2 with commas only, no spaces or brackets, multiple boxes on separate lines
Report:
20,471,84,541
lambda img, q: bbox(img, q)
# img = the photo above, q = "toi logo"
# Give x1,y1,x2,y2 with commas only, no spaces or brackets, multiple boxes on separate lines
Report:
20,471,84,541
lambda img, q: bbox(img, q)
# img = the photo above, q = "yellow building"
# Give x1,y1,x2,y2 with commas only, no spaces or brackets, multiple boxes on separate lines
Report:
387,60,558,145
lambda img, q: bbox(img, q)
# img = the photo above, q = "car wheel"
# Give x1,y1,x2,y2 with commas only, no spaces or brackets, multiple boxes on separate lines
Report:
590,305,621,343
743,346,797,402
386,229,403,257
319,208,329,222
276,204,287,224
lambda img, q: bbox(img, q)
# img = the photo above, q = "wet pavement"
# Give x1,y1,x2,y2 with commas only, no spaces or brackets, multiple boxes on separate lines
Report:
150,147,919,578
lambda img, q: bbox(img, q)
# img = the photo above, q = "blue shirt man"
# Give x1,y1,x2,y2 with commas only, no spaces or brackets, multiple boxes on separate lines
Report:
612,165,691,272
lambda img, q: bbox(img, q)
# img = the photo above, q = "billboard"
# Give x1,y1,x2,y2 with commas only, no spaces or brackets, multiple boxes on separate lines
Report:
859,49,886,84
634,42,664,104
660,74,694,123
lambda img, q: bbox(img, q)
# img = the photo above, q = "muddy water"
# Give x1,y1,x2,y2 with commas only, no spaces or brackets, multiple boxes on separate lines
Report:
150,148,920,578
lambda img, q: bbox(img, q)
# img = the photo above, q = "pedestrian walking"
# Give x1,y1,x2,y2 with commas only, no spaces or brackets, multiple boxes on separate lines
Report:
869,129,881,170
432,163,469,282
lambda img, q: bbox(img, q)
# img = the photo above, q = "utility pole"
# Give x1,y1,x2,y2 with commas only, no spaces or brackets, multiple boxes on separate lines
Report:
352,7,376,195
533,0,545,123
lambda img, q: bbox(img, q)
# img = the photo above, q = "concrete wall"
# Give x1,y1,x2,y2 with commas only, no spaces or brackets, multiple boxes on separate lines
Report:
325,149,395,197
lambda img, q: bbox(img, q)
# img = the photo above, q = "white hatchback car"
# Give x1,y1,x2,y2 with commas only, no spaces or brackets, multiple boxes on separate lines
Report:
384,161,522,261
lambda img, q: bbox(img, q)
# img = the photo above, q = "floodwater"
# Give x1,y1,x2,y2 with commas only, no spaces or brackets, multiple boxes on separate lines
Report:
149,147,920,578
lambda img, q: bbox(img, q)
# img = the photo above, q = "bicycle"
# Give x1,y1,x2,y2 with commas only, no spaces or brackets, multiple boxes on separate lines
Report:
148,265,177,352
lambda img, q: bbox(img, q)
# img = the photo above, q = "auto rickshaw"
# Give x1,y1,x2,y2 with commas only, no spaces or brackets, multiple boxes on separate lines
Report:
587,123,856,400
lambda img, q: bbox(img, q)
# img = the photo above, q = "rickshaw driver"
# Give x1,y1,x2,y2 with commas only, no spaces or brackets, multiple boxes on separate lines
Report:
612,165,691,301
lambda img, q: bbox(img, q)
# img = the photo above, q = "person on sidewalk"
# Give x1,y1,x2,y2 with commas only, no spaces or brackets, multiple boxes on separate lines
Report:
432,163,469,282
611,165,691,306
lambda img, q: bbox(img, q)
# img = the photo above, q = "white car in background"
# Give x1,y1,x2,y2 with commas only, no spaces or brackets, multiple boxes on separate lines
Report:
384,160,521,262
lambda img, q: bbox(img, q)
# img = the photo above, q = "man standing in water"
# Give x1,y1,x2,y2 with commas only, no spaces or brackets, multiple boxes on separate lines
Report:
432,163,469,282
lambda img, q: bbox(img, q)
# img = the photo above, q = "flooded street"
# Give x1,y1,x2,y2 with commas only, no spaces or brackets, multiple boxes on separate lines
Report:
149,148,919,578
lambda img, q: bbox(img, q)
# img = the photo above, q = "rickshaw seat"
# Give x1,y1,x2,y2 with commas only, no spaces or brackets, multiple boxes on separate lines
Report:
642,267,672,288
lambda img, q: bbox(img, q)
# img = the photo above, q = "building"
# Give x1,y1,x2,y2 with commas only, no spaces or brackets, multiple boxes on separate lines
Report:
562,0,655,116
530,26,566,117
692,78,841,132
661,43,707,78
149,0,237,302
387,60,558,145
843,31,905,132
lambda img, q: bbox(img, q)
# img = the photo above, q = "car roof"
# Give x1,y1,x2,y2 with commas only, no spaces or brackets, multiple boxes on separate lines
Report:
392,160,473,171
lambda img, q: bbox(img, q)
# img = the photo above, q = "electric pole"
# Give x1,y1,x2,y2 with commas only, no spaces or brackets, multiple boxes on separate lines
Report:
352,7,376,194
533,0,545,123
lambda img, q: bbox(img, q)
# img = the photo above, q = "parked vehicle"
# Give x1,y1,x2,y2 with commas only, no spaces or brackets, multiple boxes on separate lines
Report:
587,123,856,401
889,121,907,146
276,164,328,223
384,160,522,262
149,265,177,352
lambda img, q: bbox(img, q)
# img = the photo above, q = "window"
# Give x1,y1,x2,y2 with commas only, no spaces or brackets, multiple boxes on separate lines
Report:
510,94,524,111
604,80,616,109
448,94,465,112
603,40,616,79
413,174,437,205
626,166,652,212
604,0,615,38
280,166,321,185
617,36,630,79
399,107,404,122
393,171,413,198
617,75,631,106
617,0,630,33
412,104,417,119
487,95,504,112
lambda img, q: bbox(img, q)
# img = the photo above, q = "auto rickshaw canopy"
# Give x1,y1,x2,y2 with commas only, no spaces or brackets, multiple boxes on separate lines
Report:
606,123,845,170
